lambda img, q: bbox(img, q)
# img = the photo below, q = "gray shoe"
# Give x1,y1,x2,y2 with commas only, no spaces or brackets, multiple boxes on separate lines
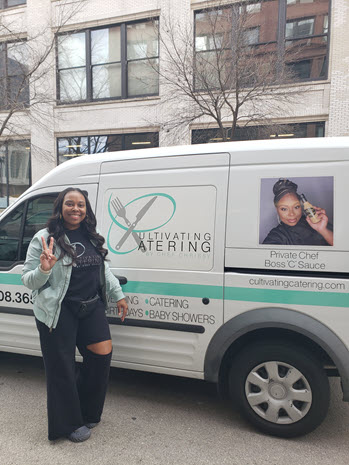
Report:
85,422,99,429
67,426,91,442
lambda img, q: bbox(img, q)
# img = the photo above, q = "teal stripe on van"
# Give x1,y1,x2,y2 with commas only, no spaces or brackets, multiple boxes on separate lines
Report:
224,287,349,308
1,274,348,308
123,281,223,300
0,274,23,286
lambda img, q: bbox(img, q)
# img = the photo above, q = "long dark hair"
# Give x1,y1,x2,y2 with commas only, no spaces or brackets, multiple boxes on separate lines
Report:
46,187,108,262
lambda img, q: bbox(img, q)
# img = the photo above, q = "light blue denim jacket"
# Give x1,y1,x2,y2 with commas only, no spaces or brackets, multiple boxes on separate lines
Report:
21,228,125,330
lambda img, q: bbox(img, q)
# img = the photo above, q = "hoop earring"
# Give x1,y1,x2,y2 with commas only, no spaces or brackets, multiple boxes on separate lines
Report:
277,213,281,225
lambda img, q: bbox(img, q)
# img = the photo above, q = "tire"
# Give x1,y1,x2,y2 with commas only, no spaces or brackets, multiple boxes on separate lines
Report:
229,341,330,438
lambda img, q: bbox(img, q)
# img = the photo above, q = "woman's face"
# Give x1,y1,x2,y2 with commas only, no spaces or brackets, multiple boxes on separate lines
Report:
62,191,87,230
276,193,302,227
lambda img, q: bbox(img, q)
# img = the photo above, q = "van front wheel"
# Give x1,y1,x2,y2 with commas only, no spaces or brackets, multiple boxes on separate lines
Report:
229,342,330,437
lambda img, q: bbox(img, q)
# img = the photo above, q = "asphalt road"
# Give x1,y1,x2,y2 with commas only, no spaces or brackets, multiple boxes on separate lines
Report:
0,351,349,465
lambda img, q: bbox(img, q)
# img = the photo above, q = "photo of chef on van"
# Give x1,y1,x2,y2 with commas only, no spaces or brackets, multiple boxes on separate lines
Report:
259,176,334,246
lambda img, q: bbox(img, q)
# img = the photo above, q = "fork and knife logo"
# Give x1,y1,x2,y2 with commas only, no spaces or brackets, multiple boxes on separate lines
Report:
111,196,158,252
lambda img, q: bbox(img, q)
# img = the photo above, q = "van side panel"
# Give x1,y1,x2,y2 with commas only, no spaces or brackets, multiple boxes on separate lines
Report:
97,153,229,373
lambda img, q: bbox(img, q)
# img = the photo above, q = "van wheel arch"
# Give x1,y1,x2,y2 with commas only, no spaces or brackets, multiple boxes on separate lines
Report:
204,308,349,401
216,328,333,401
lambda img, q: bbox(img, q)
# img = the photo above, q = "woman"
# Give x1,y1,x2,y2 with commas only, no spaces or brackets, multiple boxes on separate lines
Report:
263,178,333,246
22,187,128,442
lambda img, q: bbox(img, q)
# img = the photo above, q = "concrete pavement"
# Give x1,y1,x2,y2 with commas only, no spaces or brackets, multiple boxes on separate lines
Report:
0,352,348,465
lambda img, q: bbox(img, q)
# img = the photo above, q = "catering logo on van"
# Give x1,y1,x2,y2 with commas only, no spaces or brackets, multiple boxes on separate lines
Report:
104,185,215,270
107,193,176,254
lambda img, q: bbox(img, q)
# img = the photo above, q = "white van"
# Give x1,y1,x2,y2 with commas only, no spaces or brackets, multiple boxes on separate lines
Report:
0,137,348,438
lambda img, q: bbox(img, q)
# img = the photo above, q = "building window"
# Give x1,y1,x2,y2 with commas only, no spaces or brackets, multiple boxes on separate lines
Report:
285,0,329,81
194,0,330,86
243,26,261,46
57,132,159,164
191,122,325,144
0,140,31,209
0,0,26,9
91,27,121,99
57,19,159,104
0,41,29,109
286,18,315,39
57,33,87,102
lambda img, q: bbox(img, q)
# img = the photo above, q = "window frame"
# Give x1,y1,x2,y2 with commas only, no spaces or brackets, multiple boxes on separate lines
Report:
194,0,331,85
56,132,159,164
0,140,31,209
56,32,87,104
191,121,326,144
285,16,316,40
56,18,159,105
90,26,122,100
0,0,26,10
0,39,30,110
0,193,58,270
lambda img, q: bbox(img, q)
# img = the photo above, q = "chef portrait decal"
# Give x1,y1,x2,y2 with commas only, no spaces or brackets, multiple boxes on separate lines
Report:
259,176,334,247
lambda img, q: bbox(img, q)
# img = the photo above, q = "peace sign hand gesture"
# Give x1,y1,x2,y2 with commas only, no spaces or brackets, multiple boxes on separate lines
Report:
40,236,57,272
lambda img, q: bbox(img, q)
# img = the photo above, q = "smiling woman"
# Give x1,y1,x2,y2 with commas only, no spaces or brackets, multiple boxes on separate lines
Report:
21,187,128,443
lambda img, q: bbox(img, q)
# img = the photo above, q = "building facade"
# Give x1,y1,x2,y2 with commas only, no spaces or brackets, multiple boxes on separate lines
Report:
0,0,348,208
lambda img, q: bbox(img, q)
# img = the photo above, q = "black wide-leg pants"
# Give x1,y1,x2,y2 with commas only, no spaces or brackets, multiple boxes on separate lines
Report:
36,298,112,440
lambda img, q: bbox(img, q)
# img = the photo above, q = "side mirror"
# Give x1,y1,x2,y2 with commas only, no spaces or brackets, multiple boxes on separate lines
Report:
114,275,127,285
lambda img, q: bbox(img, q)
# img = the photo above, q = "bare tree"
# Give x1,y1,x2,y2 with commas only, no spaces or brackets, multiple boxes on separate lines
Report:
0,0,87,142
147,1,304,142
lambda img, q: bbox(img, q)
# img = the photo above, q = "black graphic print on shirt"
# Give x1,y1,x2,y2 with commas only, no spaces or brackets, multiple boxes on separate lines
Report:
64,228,103,301
70,241,102,268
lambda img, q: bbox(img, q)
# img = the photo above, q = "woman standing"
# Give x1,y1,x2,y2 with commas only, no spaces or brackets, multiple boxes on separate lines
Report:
263,178,333,246
22,187,128,442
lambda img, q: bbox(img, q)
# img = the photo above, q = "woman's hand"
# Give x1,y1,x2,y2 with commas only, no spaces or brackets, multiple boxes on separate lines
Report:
40,236,57,271
306,207,333,245
117,298,128,322
306,207,328,232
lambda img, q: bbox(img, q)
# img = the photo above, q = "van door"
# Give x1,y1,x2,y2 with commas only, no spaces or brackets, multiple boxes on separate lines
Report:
97,152,229,376
0,194,57,354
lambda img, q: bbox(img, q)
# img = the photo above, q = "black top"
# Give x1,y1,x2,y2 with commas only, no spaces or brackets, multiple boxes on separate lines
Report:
64,227,103,301
263,217,331,246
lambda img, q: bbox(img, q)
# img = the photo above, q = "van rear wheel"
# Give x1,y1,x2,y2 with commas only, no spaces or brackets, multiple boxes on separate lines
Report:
229,342,330,437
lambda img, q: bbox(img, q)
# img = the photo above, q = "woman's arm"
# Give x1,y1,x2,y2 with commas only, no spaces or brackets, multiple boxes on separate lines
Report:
104,261,128,321
318,228,333,246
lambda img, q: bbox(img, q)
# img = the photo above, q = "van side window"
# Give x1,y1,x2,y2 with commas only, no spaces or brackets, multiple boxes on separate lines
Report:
0,195,56,267
0,203,25,262
20,196,57,260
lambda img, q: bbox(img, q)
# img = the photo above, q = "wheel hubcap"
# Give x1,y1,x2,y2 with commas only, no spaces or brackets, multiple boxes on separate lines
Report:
245,361,312,425
269,382,287,400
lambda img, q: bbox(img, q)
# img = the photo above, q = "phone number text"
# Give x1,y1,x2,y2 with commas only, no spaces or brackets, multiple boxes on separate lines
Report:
0,290,33,305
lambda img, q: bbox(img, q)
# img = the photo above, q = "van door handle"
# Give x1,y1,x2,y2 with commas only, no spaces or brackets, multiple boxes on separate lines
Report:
114,275,128,285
